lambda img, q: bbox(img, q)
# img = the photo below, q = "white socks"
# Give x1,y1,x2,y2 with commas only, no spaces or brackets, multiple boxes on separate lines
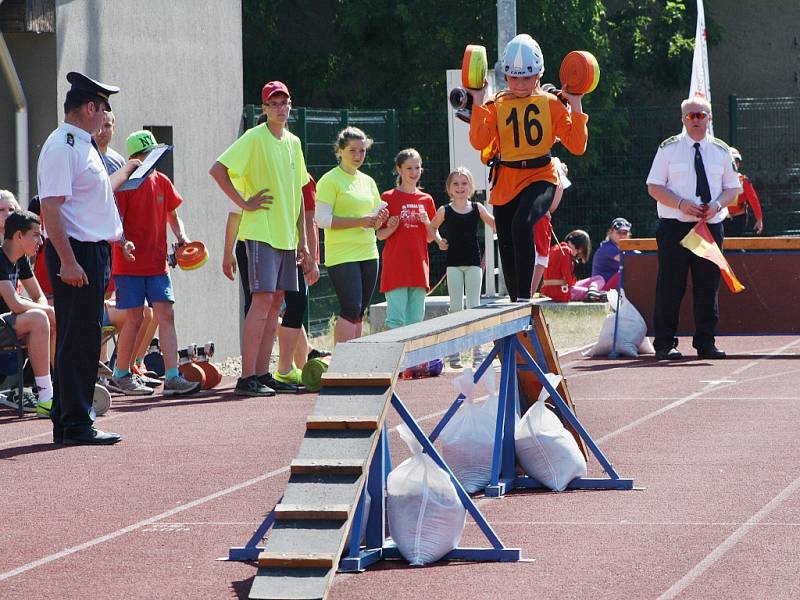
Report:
34,375,53,403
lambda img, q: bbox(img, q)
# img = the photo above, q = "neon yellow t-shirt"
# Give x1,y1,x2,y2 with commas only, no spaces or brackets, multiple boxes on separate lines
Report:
216,124,308,250
316,167,381,267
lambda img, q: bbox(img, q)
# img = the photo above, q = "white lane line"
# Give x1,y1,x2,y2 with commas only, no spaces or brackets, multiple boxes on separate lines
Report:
4,339,798,580
0,400,455,581
0,412,127,449
656,473,800,600
0,466,289,582
0,393,310,449
596,339,800,444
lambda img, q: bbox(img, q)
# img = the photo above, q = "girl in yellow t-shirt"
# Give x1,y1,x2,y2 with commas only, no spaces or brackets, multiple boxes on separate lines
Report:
468,34,588,302
316,127,389,343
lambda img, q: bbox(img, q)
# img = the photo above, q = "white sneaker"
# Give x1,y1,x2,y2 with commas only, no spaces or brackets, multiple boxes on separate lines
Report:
0,389,38,412
111,373,154,396
163,374,201,396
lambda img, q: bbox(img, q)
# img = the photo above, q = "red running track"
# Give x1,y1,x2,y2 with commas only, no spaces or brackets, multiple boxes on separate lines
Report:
1,335,799,599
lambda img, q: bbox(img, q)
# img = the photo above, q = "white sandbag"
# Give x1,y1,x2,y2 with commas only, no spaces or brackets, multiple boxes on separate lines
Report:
515,373,587,491
583,289,648,358
387,424,466,565
438,368,497,493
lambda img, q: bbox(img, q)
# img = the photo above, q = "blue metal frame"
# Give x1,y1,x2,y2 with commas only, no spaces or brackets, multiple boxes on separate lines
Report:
339,392,521,572
429,325,634,498
227,494,282,561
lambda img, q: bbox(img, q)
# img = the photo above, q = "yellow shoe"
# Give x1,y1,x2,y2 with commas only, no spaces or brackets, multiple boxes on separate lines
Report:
274,367,302,385
36,398,52,419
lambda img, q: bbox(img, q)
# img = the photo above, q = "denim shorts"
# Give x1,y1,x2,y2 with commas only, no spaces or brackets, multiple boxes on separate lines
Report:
114,273,175,309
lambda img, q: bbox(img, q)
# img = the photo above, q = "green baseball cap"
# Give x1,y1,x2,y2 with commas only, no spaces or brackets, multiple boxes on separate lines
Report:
126,129,159,158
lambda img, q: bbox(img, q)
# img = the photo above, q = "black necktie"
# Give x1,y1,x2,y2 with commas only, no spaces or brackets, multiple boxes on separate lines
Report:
693,142,711,204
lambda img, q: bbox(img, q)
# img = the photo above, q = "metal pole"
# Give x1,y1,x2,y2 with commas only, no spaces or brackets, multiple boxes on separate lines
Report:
495,0,517,88
0,21,30,207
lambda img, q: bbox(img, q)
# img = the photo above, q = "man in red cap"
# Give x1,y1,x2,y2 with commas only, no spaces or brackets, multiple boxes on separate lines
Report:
209,81,311,396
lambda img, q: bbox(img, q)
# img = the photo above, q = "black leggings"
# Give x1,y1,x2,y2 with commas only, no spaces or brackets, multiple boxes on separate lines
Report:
327,259,379,323
493,180,556,301
235,240,307,328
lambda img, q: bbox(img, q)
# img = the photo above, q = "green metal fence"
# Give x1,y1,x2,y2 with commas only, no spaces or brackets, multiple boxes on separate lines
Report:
244,96,800,335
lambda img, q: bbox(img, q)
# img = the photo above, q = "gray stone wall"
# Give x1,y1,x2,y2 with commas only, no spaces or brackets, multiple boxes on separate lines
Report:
0,32,58,201
1,0,243,357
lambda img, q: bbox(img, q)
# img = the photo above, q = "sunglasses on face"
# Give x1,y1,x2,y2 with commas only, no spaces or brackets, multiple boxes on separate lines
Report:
684,111,709,121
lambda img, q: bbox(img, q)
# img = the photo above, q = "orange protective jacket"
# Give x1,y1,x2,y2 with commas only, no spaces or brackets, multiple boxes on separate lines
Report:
728,173,763,219
470,90,588,205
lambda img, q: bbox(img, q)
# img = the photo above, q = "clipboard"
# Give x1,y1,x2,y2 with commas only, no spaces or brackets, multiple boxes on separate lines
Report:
117,145,173,191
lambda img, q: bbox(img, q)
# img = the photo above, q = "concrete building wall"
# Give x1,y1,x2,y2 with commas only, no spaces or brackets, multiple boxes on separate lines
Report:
710,1,800,99
0,31,58,201
47,0,242,357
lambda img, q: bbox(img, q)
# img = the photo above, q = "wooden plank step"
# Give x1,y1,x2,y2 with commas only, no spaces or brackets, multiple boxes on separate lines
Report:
290,459,364,475
264,519,347,557
249,566,332,600
306,415,379,430
282,474,362,509
296,430,375,463
274,503,350,520
257,552,336,568
311,390,388,420
325,342,405,382
320,372,393,387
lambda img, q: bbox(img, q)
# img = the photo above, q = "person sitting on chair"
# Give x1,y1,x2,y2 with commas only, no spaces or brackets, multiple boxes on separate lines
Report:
0,211,56,416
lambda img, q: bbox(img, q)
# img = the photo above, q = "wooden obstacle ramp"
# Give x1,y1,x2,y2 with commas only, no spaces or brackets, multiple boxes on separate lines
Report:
248,303,530,600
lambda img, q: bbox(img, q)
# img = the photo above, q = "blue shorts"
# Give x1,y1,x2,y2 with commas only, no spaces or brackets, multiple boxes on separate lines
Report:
114,274,175,309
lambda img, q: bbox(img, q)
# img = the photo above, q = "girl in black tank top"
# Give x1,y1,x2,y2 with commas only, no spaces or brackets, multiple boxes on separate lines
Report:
431,168,496,367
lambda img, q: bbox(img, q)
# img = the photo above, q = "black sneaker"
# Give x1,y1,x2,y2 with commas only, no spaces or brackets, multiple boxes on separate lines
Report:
307,348,331,360
234,375,276,397
258,373,302,394
586,290,608,303
654,348,683,361
697,346,726,359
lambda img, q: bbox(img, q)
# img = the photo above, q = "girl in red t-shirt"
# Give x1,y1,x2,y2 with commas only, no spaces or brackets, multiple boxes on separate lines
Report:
377,149,438,329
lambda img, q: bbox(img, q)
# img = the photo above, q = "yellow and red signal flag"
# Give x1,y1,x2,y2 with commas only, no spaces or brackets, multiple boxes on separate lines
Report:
680,221,745,293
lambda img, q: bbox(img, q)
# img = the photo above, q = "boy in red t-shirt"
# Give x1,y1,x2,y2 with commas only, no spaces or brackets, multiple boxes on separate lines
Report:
110,131,200,396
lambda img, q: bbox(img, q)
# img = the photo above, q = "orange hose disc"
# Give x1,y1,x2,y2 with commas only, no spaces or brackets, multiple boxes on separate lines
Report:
196,361,222,390
461,44,488,90
559,51,600,95
175,241,209,270
179,362,206,387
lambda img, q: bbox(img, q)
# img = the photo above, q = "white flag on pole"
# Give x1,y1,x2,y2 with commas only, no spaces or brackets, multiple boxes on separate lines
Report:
689,0,713,134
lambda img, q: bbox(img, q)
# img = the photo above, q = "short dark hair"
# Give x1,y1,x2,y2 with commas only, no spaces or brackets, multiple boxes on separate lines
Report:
63,92,106,115
4,210,41,240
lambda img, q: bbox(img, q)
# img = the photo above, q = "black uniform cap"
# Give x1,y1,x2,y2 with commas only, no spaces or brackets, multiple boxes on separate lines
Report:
66,72,119,111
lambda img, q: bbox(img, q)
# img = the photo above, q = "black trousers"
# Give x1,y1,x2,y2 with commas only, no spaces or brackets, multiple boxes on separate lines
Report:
493,180,556,301
653,218,723,352
45,239,110,434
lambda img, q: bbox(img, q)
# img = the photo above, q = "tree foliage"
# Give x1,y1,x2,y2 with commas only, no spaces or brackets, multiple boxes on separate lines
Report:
242,0,713,111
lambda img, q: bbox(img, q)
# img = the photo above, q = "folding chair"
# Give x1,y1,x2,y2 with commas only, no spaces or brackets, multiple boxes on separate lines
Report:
0,317,27,419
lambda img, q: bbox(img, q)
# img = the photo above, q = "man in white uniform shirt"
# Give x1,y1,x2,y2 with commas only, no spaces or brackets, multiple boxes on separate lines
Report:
646,96,741,361
37,72,138,445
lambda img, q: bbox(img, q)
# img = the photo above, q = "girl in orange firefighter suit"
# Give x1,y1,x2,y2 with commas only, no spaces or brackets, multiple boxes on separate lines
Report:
468,34,588,301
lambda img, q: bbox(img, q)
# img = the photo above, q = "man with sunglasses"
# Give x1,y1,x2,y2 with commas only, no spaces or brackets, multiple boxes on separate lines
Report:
37,72,140,444
646,97,741,361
